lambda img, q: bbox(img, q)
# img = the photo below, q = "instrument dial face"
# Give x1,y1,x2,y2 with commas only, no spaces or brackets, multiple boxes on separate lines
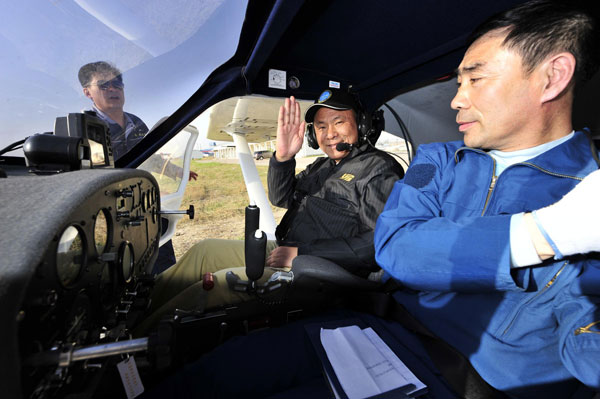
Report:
119,242,134,284
56,226,85,288
93,209,110,254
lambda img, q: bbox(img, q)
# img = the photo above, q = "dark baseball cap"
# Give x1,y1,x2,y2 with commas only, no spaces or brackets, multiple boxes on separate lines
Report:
304,89,360,123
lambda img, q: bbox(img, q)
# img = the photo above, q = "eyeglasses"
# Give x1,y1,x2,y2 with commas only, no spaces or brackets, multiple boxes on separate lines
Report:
88,79,124,91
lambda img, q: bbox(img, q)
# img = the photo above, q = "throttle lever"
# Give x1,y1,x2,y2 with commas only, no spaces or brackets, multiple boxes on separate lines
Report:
158,205,194,219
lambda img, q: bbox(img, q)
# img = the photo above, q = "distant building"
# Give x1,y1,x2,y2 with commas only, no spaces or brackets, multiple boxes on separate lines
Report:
210,132,411,165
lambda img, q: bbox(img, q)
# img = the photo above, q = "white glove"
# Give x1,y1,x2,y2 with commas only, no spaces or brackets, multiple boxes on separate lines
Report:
533,168,600,258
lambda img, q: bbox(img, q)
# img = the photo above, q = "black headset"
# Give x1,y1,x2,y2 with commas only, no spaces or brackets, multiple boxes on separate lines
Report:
306,108,385,149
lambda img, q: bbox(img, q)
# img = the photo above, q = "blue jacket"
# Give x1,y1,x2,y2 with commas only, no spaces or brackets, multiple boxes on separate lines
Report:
374,131,600,397
107,112,148,160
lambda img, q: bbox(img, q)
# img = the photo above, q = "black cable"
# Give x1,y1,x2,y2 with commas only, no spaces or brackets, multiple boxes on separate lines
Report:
0,138,26,157
382,103,414,164
363,135,410,171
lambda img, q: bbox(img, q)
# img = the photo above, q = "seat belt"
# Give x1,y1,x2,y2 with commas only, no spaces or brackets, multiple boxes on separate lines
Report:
351,291,507,399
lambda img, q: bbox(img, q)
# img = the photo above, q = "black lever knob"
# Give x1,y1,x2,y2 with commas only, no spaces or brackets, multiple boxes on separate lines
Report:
116,211,130,219
244,204,265,282
158,205,195,219
245,204,259,241
245,230,267,281
118,189,133,198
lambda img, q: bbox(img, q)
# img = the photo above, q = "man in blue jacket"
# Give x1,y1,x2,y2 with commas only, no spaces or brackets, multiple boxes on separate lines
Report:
375,1,600,397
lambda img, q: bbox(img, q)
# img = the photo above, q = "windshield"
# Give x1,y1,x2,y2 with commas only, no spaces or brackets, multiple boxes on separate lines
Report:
0,0,247,156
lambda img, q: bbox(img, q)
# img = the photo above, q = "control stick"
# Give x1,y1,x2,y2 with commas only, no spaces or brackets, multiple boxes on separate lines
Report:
226,203,293,295
244,204,266,283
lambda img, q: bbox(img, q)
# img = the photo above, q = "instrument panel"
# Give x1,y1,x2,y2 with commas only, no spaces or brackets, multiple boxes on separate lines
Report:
0,168,161,398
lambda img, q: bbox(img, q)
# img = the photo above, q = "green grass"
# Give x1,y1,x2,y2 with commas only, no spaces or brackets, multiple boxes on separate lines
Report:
179,159,269,224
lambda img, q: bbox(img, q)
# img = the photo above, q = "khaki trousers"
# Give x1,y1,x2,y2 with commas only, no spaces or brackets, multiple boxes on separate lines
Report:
136,239,281,334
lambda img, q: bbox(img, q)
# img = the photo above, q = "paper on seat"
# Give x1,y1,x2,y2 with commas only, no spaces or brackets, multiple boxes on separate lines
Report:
320,325,426,398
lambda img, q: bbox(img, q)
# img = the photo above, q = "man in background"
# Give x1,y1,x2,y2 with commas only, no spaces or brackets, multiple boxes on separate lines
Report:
79,61,198,273
78,61,147,161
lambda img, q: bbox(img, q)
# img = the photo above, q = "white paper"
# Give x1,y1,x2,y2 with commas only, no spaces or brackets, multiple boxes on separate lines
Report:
117,356,145,399
320,326,426,399
364,328,427,396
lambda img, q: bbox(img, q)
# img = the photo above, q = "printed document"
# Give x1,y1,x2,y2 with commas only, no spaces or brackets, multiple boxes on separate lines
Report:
320,325,426,398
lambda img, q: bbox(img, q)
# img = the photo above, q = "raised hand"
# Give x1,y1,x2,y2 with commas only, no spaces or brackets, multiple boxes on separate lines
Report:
275,96,306,162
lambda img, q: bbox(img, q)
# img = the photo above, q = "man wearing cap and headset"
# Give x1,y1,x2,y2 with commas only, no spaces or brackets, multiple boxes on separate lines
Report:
138,89,403,330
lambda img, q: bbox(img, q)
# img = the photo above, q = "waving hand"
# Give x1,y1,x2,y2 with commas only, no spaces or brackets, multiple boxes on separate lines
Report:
275,96,306,162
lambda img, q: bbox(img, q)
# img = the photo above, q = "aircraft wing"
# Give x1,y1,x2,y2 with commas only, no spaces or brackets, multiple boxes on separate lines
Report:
204,96,312,143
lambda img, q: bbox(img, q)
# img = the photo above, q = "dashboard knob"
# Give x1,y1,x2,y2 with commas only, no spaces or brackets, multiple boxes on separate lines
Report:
118,189,133,198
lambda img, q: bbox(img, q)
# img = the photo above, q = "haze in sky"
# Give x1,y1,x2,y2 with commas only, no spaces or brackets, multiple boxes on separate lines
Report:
0,0,247,150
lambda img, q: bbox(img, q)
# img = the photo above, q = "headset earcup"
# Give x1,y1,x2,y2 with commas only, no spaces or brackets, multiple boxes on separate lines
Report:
368,110,385,144
357,112,370,145
306,124,319,149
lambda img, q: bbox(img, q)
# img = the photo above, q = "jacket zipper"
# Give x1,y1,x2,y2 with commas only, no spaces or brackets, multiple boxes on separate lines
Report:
522,162,595,338
454,156,584,216
502,261,568,336
481,172,497,216
575,320,600,336
455,148,498,216
520,162,584,181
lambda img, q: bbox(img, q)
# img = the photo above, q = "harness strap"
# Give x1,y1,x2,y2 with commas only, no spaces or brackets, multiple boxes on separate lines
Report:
275,190,306,243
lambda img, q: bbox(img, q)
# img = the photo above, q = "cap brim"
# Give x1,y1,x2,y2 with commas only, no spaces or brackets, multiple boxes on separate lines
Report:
304,103,352,123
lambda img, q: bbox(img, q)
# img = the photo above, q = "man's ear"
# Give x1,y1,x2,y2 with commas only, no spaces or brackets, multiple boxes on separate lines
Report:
539,52,576,103
83,87,93,100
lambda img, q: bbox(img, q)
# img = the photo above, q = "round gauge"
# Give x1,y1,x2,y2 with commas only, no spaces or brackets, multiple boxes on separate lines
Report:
288,76,300,89
93,209,110,254
118,241,134,284
56,225,85,288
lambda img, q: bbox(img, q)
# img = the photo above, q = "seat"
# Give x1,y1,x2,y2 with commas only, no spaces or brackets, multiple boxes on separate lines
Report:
290,255,382,291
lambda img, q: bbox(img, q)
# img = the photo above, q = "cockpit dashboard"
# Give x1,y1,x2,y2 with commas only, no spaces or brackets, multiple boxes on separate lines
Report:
0,168,161,398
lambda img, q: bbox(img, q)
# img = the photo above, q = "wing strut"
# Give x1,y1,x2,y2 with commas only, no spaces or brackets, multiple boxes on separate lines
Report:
225,98,277,238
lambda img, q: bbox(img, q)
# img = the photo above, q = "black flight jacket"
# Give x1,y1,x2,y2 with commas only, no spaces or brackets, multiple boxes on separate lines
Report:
268,144,404,277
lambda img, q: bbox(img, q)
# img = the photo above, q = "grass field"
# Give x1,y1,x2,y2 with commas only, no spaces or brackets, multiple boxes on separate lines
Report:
170,158,286,258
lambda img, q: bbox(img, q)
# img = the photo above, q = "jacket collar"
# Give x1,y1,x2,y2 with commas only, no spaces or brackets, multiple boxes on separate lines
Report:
454,130,598,179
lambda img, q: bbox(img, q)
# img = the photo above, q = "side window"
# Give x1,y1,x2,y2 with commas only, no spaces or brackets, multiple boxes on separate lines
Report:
138,126,197,197
138,125,198,248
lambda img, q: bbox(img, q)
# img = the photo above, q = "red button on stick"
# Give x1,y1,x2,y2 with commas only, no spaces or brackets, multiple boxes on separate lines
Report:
203,272,214,290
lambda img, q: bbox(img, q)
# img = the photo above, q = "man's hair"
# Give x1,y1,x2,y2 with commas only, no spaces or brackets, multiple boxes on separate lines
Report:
78,61,122,87
467,0,598,85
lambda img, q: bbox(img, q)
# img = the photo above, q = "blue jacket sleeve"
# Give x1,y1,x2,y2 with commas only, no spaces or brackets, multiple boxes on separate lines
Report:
374,145,519,293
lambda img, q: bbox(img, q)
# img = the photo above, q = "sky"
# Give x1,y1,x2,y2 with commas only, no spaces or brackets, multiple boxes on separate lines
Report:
0,0,247,152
